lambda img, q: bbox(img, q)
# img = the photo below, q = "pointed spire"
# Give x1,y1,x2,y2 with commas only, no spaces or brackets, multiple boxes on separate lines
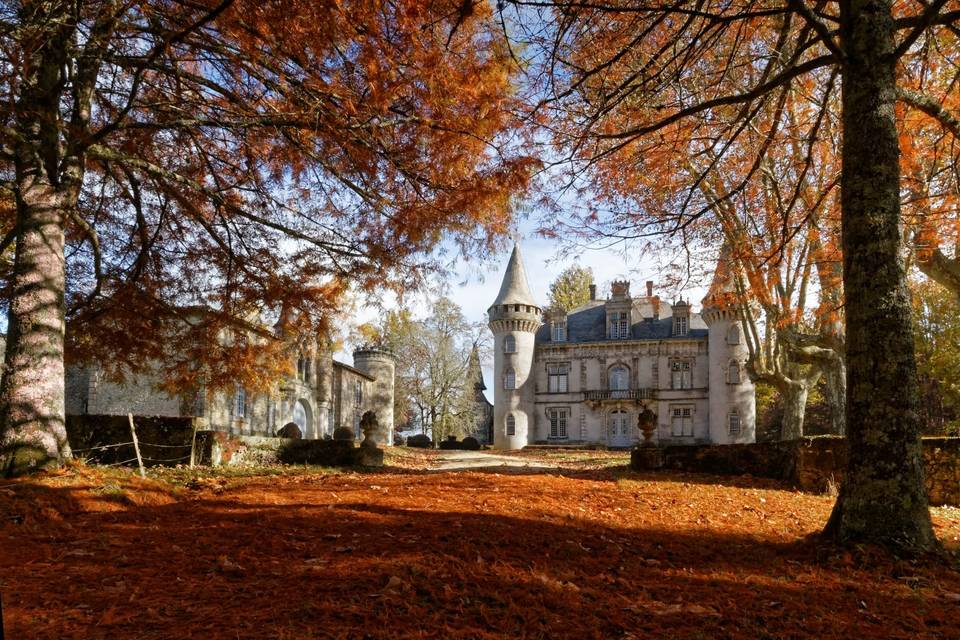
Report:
702,241,737,310
468,343,486,391
491,243,538,307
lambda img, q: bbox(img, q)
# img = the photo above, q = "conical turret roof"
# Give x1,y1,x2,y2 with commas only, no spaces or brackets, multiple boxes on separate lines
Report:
491,243,538,307
702,241,738,310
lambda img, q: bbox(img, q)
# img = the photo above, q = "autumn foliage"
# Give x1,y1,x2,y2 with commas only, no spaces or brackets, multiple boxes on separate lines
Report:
2,453,959,638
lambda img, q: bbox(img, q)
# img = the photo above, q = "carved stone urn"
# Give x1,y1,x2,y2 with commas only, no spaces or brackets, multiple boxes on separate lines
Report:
637,406,657,447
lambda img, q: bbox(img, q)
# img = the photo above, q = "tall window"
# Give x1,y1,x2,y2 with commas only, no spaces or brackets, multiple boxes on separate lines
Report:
671,360,692,389
548,363,569,393
506,414,516,435
549,408,569,439
354,380,363,406
728,411,742,435
235,385,246,419
673,315,688,336
609,365,629,391
727,324,742,345
504,335,517,353
504,368,516,390
671,406,694,437
608,312,629,339
552,320,567,342
728,361,742,384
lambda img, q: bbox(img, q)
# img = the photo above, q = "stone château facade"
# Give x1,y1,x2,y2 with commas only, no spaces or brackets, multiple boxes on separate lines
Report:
488,244,755,449
65,314,395,443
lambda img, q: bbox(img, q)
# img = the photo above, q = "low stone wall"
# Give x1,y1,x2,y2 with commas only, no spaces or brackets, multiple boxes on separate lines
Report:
67,414,196,466
633,436,960,507
195,431,383,467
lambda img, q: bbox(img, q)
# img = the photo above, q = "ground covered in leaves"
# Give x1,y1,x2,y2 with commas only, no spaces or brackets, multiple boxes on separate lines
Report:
3,450,960,639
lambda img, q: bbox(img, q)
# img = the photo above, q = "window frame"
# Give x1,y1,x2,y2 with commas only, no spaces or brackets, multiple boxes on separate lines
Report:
235,385,247,420
504,368,516,390
673,315,689,336
670,405,694,437
503,334,517,353
506,414,516,436
548,407,569,439
728,411,742,436
608,364,630,391
727,360,742,384
670,359,693,389
547,363,569,393
551,320,567,342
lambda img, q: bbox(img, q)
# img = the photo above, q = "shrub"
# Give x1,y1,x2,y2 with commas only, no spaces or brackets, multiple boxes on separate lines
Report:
333,427,355,442
406,434,432,448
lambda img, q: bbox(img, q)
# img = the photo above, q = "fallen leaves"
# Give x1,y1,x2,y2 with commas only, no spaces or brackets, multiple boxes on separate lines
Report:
1,456,959,639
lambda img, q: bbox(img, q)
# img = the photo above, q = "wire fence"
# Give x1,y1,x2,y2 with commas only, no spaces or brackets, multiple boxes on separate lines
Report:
71,414,199,473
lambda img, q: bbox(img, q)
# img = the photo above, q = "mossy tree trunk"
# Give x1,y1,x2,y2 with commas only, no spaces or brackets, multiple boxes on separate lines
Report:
0,2,77,476
824,0,937,551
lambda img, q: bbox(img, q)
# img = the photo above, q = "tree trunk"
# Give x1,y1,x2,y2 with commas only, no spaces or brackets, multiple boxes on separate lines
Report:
823,357,846,436
0,180,71,476
825,0,937,551
779,382,809,441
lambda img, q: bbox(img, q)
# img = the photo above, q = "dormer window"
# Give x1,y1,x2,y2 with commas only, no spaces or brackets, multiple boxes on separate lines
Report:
608,312,629,339
673,315,688,336
552,319,567,342
504,335,516,353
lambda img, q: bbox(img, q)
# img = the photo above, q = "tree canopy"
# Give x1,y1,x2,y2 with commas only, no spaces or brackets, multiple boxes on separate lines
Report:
500,0,959,551
0,0,534,476
547,264,593,313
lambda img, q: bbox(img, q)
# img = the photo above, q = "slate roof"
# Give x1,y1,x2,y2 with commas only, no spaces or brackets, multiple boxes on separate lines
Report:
535,301,708,345
491,243,538,308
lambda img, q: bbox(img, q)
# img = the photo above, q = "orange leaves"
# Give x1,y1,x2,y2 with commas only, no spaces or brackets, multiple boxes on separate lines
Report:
3,457,960,639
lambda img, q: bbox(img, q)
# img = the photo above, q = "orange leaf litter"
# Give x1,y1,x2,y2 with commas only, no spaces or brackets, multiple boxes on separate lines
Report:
2,449,959,639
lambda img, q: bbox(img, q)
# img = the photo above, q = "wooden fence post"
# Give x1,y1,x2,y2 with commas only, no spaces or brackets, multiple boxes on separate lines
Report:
128,413,146,479
189,419,199,469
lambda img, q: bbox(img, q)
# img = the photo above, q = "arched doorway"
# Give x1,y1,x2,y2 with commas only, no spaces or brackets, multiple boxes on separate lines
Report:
293,399,313,439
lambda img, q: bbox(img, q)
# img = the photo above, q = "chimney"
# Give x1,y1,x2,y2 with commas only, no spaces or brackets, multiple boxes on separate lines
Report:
646,280,654,297
589,284,596,301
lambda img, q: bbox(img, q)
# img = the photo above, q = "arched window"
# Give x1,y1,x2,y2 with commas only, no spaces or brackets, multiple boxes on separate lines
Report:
609,365,629,391
506,414,516,435
728,361,741,384
504,335,516,353
727,324,742,345
728,411,742,435
504,368,516,390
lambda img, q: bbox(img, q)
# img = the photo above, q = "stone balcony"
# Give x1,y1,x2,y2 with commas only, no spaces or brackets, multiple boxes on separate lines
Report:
583,388,655,407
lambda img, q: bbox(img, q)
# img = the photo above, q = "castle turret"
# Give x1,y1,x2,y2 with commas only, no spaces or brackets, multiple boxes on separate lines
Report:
353,346,396,446
488,244,542,450
701,243,755,444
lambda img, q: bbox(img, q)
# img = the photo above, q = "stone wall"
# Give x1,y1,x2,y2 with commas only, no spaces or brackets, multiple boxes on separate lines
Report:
635,436,960,507
195,431,382,467
66,415,196,466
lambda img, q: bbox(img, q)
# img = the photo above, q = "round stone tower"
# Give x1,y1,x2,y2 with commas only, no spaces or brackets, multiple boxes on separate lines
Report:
488,244,542,450
701,243,756,444
353,346,396,446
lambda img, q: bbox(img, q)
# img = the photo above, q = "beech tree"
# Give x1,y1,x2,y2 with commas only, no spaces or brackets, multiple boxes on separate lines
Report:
547,264,593,312
506,0,957,550
0,0,534,476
